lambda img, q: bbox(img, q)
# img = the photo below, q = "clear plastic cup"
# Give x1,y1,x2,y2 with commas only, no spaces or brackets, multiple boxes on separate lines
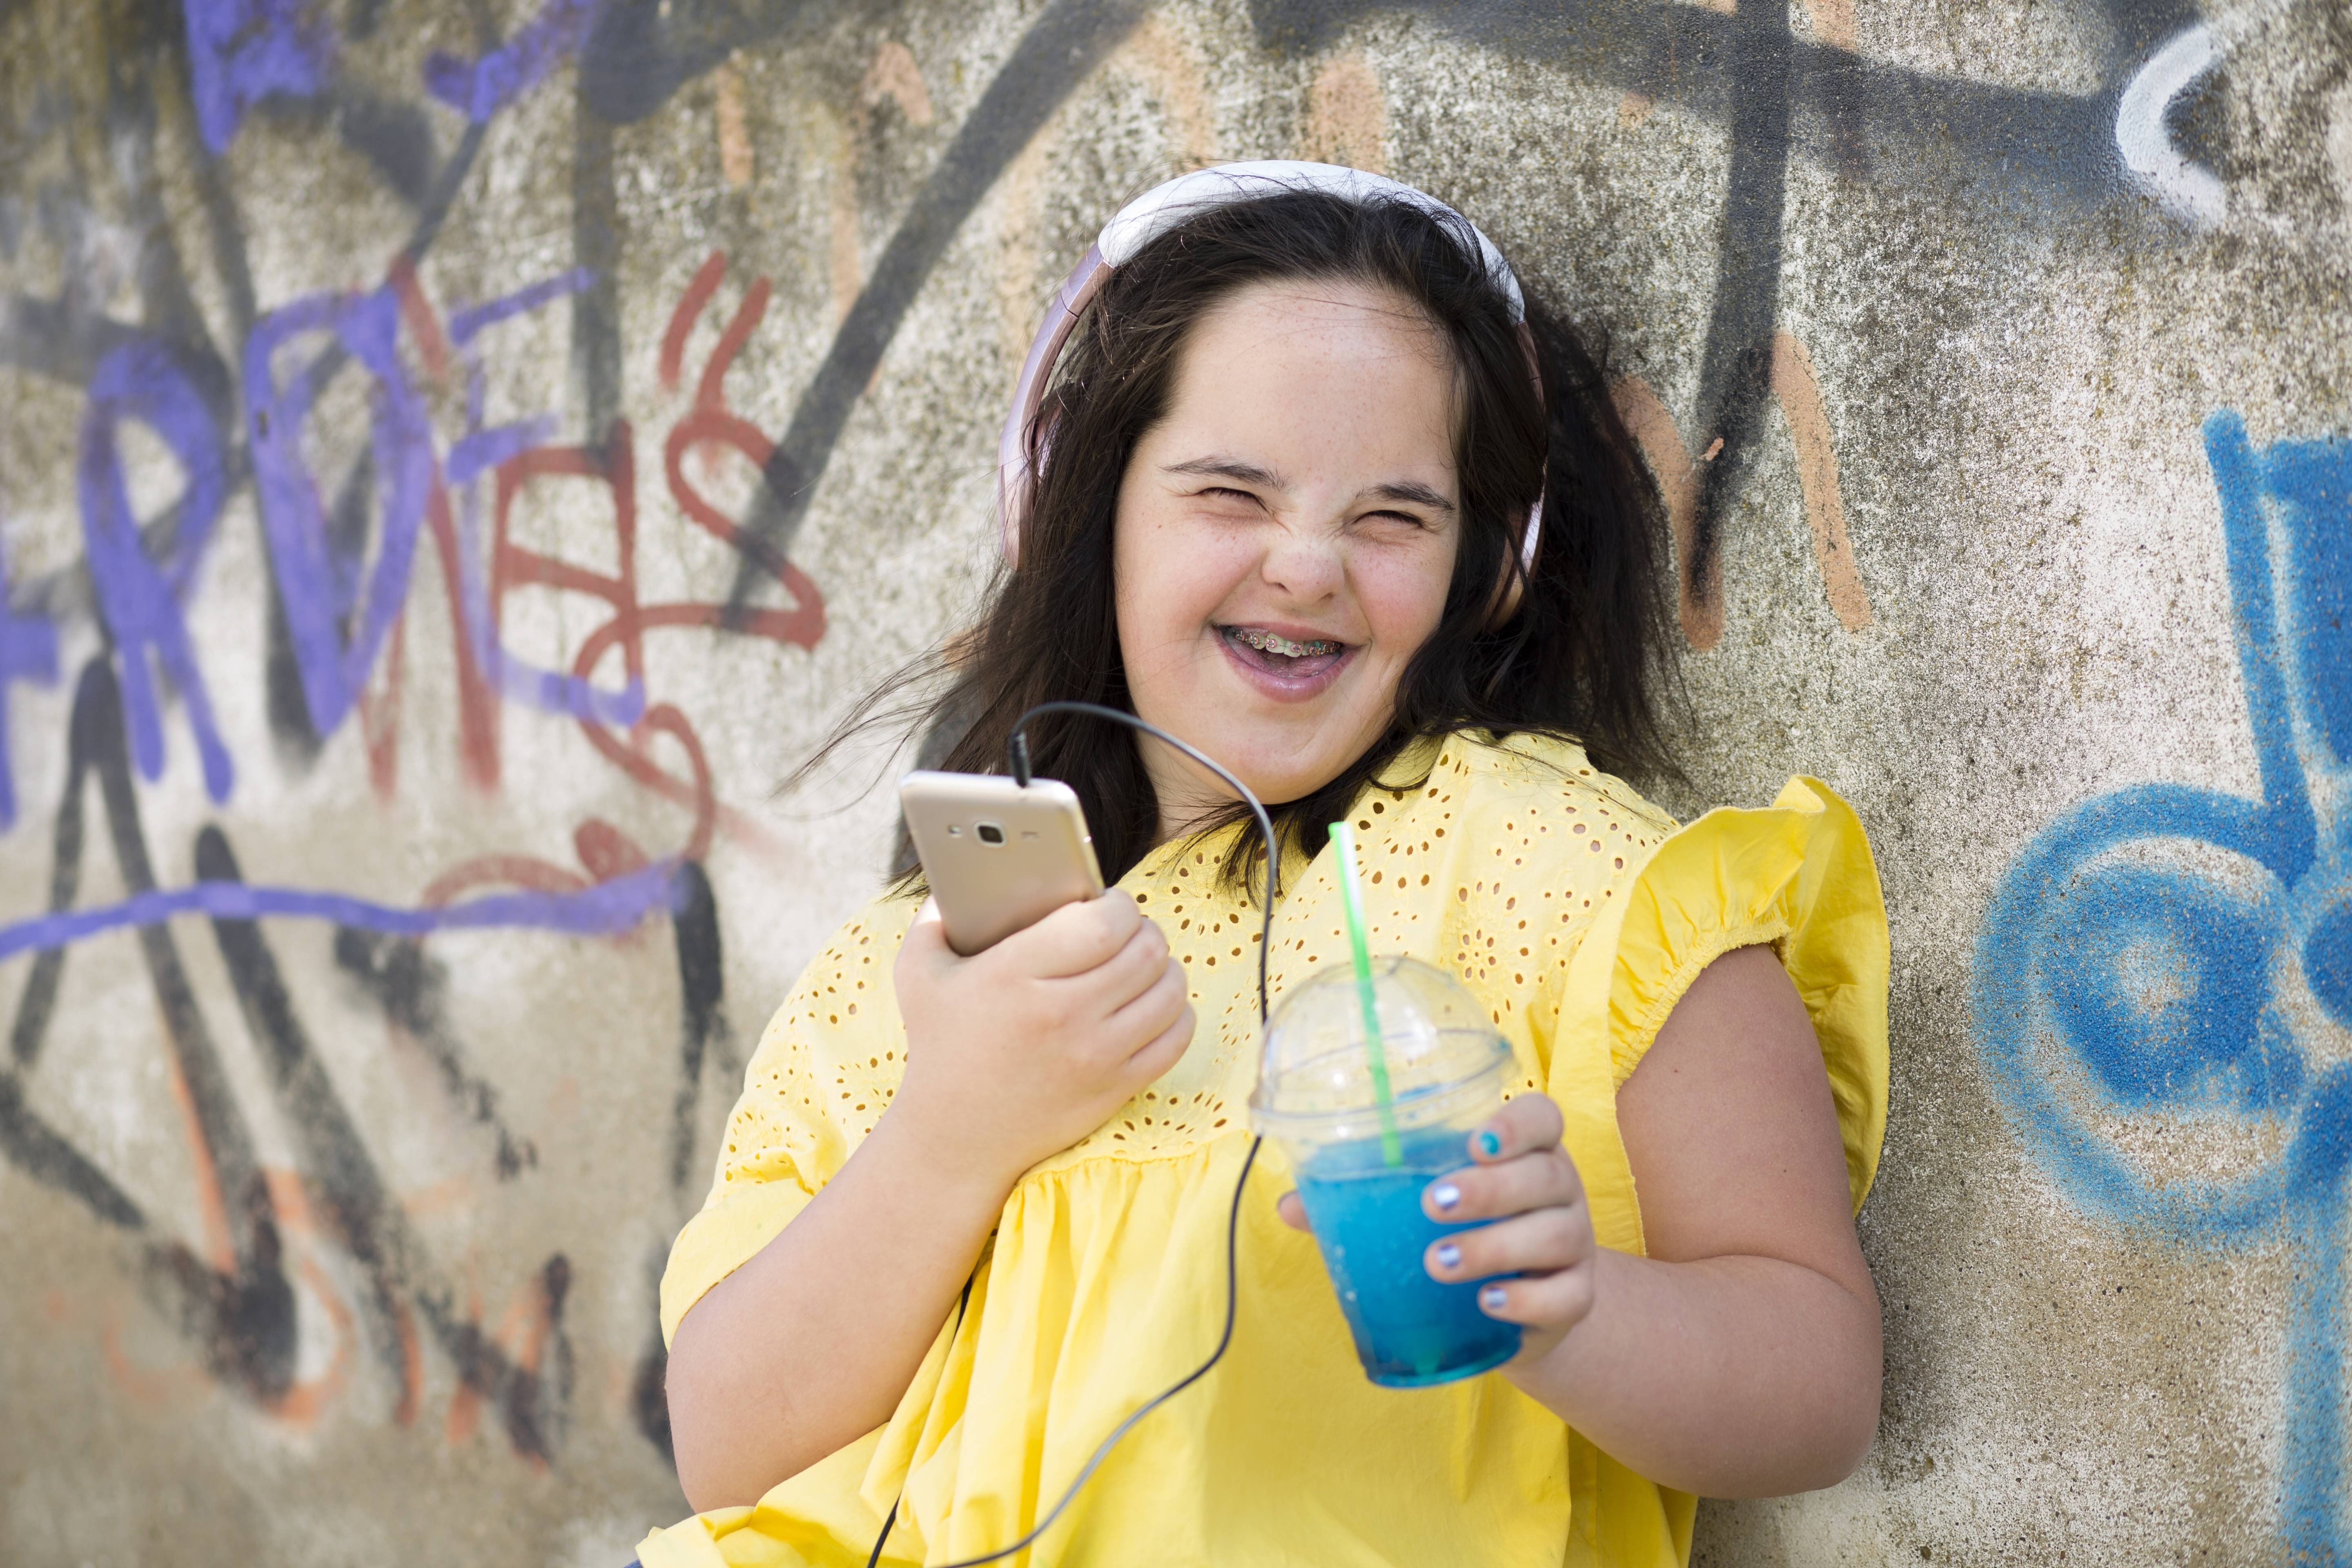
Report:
1250,956,1523,1387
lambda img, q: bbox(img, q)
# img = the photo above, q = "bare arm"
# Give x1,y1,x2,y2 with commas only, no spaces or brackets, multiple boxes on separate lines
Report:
665,893,1194,1512
664,1113,1010,1511
1497,945,1881,1494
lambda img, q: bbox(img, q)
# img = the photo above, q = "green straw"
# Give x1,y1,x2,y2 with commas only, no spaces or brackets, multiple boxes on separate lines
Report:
1328,820,1403,1166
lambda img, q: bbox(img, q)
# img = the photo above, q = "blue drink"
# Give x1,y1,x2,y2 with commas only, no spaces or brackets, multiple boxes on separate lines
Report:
1253,957,1522,1388
1294,1124,1522,1386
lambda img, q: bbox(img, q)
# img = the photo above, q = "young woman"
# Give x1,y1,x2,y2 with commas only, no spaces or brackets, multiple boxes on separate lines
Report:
642,165,1887,1568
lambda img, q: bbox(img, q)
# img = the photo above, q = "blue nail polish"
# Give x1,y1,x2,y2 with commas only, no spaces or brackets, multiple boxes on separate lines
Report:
1431,1182,1461,1212
1475,1129,1503,1158
1434,1242,1461,1269
1480,1285,1508,1311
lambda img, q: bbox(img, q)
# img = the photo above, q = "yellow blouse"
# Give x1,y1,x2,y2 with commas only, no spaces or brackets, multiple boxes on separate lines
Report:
641,733,1888,1568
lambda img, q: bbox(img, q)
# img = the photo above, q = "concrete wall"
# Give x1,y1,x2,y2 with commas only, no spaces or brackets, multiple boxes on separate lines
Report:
1,0,2346,1561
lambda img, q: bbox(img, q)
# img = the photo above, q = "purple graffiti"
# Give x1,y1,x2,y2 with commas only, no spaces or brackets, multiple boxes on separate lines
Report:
443,270,645,728
245,287,433,742
423,0,595,123
0,542,60,830
78,341,235,802
448,267,595,347
0,859,682,965
183,0,336,154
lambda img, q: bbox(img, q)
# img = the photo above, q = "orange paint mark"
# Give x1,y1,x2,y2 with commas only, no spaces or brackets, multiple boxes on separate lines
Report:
43,1288,71,1324
102,1311,212,1412
829,138,862,325
1768,331,1874,631
391,1295,423,1427
1608,376,1719,651
712,61,753,189
160,1045,236,1275
1800,0,1857,51
1125,16,1217,169
263,1252,356,1429
860,40,934,126
1617,90,1655,129
398,1175,477,1217
1305,52,1385,173
261,1167,316,1232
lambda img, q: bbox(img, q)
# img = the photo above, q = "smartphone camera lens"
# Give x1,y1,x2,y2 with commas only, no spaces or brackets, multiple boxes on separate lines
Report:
976,822,1006,846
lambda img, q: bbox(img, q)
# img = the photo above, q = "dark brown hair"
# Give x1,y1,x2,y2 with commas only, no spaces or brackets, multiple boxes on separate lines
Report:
809,188,1677,890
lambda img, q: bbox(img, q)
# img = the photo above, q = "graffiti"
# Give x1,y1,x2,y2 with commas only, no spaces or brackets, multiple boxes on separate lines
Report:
2118,23,2228,226
0,0,789,1470
1974,411,2352,1557
184,0,337,154
0,0,2272,1527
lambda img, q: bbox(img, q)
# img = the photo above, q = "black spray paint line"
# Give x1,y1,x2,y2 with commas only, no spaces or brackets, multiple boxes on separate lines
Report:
667,859,728,1192
332,925,539,1180
0,665,143,1227
634,857,730,1461
718,0,1153,613
0,659,299,1401
1684,0,1792,610
571,83,624,444
197,825,571,1460
1258,0,2148,213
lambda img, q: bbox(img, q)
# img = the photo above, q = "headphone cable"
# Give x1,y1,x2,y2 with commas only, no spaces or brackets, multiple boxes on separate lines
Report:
865,701,1282,1567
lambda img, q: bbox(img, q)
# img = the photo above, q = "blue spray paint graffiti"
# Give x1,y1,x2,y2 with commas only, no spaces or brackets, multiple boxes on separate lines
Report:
183,0,336,154
0,856,681,964
424,0,596,122
78,339,237,802
0,541,59,830
1975,410,2352,1557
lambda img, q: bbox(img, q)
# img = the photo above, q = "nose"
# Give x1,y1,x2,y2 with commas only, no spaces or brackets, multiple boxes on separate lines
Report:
1257,517,1346,604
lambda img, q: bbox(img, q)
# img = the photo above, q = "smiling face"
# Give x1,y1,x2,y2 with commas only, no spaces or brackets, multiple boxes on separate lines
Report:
1112,277,1463,837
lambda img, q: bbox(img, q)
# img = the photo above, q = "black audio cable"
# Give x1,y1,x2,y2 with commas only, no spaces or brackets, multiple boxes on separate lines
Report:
864,702,1281,1568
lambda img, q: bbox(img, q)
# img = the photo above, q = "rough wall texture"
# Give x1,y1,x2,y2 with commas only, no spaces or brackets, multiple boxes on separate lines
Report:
1,0,2347,1562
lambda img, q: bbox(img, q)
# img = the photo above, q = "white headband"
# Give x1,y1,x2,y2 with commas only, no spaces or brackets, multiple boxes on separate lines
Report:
997,161,1541,597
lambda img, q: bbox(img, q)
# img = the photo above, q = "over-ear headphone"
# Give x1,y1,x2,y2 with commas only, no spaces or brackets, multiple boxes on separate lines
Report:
994,161,1544,624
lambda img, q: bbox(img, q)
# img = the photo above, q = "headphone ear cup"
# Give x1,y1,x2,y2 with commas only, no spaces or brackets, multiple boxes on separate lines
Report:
1483,494,1542,629
1000,247,1111,569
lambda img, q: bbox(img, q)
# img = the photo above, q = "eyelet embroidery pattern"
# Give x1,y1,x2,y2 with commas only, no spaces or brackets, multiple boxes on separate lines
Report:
713,735,1676,1191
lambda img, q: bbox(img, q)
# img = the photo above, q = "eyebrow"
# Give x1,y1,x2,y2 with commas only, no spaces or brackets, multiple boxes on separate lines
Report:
1161,457,1457,515
1163,456,1284,488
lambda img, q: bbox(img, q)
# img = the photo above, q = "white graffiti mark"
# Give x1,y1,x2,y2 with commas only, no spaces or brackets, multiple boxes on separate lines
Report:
2116,22,2227,227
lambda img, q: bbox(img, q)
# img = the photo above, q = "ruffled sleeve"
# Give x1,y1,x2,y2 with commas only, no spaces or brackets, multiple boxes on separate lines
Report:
659,899,920,1348
1550,777,1889,1256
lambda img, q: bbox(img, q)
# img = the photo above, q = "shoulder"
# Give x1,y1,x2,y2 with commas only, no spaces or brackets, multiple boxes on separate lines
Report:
751,892,924,1059
1426,730,1677,858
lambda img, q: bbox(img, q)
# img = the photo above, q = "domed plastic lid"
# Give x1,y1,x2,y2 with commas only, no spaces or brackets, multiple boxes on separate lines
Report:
1249,956,1511,1134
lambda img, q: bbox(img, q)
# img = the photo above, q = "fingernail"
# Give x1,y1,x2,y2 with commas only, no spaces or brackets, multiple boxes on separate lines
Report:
1434,1242,1461,1270
1431,1182,1461,1212
1475,1129,1503,1158
1480,1285,1508,1312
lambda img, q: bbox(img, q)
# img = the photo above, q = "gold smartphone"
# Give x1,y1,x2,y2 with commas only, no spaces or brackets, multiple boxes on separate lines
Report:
898,771,1106,956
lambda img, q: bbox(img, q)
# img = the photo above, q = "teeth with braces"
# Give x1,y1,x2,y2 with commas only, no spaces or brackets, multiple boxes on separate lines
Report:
1231,627,1342,659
